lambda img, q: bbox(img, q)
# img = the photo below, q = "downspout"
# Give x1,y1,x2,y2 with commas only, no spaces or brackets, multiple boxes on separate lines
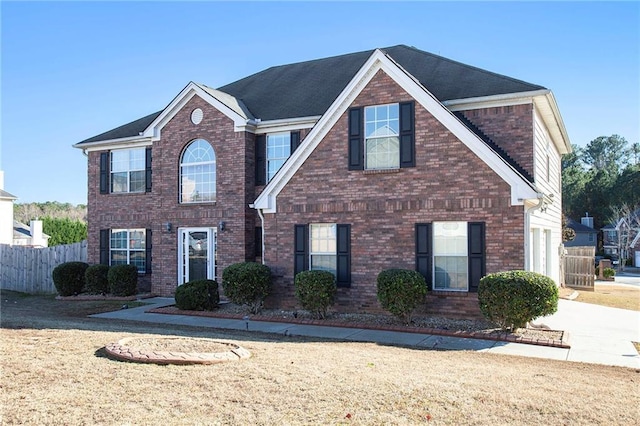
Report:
524,193,545,271
250,204,266,265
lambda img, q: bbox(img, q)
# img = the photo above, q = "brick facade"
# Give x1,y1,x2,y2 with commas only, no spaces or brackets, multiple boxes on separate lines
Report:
88,95,258,296
262,71,527,315
87,70,536,318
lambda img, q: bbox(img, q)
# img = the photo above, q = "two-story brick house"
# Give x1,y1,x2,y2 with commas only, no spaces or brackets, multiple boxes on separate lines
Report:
74,45,570,316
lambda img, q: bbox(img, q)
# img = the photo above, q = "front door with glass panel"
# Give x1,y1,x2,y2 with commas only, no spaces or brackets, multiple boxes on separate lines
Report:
178,228,216,284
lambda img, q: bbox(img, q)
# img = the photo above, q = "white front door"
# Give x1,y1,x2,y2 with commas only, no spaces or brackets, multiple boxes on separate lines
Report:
178,227,216,285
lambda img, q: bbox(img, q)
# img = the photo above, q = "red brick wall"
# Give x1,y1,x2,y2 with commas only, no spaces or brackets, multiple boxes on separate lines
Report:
458,104,534,178
87,95,257,296
262,70,526,316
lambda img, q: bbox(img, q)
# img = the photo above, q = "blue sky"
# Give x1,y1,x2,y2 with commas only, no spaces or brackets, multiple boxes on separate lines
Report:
1,1,638,205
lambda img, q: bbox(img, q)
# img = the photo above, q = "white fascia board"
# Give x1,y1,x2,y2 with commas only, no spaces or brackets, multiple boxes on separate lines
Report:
73,136,152,152
142,82,249,140
442,90,549,110
254,116,321,134
253,49,538,213
533,92,571,155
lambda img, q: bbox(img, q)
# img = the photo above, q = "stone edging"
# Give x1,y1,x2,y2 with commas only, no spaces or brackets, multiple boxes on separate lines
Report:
56,293,156,301
104,337,251,365
147,306,570,349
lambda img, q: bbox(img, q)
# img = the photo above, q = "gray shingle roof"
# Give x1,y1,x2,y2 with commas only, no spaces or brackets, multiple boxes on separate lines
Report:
567,219,598,233
76,44,546,144
0,189,17,200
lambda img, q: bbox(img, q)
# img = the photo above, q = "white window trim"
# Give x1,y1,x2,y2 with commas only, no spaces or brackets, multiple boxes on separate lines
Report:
309,223,337,275
110,228,146,273
110,148,146,194
364,103,400,170
180,139,217,204
433,221,469,292
266,132,291,182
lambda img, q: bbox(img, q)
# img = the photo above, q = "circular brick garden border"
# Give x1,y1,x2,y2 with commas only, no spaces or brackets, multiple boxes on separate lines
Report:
104,337,251,365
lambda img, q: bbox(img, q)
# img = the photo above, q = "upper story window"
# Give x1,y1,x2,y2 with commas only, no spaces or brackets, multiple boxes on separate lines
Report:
267,133,291,182
364,104,400,170
110,148,146,193
255,131,301,185
100,148,151,195
348,101,414,171
180,139,216,203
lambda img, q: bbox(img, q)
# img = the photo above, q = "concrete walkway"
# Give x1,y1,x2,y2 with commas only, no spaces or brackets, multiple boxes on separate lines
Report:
91,295,640,369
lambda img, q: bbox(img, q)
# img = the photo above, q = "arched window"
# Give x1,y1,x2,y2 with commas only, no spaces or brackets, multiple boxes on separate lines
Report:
180,139,216,203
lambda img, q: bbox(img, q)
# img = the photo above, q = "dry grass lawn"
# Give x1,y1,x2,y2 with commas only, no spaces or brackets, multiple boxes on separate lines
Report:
1,292,639,425
566,284,640,311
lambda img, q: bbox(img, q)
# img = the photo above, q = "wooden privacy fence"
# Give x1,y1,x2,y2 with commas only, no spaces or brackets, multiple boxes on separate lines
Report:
563,246,595,290
0,241,87,294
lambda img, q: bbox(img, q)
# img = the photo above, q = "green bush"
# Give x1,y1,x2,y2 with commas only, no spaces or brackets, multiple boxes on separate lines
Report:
107,264,139,296
478,270,558,331
376,269,428,324
294,270,337,319
222,262,271,314
84,264,110,295
52,261,89,296
175,279,220,311
595,266,616,278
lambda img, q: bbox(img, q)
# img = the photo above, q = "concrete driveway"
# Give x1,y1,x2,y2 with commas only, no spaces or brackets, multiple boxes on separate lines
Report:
539,298,640,368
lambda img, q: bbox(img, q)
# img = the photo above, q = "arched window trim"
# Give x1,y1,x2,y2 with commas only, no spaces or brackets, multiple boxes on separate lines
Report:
179,139,216,204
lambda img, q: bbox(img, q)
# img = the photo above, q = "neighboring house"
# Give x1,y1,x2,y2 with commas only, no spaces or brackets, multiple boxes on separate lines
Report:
564,218,597,248
74,45,570,315
0,171,18,245
13,220,50,248
602,209,640,267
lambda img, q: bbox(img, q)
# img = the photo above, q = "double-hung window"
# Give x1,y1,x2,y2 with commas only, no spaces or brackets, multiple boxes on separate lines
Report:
309,223,337,275
110,229,146,273
416,221,485,293
364,104,400,170
433,222,468,291
266,133,291,182
110,148,146,193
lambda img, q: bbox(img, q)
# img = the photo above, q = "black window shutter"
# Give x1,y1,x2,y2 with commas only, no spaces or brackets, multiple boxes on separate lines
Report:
99,152,109,194
290,131,301,153
99,229,109,265
399,101,415,168
336,224,351,287
468,222,486,292
145,229,152,274
145,148,152,193
294,224,309,276
415,223,432,290
348,108,364,170
255,135,266,185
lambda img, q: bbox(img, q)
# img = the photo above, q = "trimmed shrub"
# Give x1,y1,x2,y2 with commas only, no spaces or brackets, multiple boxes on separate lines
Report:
85,264,110,295
107,264,139,297
175,279,219,311
52,261,89,296
594,266,616,278
294,270,337,319
376,269,428,324
478,270,558,331
222,262,271,314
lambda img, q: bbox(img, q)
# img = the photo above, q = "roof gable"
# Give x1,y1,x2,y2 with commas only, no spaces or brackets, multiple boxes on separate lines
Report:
252,49,538,213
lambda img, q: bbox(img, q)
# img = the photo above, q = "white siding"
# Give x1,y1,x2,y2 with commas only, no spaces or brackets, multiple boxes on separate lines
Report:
529,108,564,284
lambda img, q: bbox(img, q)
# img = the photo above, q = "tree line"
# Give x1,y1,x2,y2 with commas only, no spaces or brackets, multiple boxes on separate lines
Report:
562,135,639,230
